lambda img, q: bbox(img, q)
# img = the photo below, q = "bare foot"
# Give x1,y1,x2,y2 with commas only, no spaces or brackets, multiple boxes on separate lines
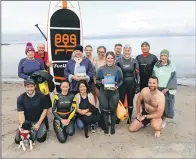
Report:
154,131,161,138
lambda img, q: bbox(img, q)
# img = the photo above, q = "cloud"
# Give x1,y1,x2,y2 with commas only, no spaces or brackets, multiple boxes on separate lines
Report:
112,1,195,34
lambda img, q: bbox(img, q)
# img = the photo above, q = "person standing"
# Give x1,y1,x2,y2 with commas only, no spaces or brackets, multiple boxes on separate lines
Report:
136,41,158,90
152,49,177,128
116,44,140,124
64,44,94,95
136,42,158,112
34,43,53,72
114,43,123,62
96,51,123,135
18,42,45,80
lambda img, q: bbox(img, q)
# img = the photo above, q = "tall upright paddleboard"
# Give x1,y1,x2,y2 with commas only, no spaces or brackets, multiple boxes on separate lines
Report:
47,0,83,92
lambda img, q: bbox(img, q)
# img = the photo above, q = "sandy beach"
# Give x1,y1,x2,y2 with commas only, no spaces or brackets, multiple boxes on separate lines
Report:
1,82,196,158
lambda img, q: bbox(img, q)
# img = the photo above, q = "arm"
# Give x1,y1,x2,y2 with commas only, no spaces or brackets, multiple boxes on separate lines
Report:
146,94,165,119
136,91,143,115
134,59,140,85
116,68,123,88
85,60,94,83
52,95,62,121
89,93,96,107
64,61,74,82
18,59,29,80
17,96,25,125
166,65,177,90
37,95,51,125
68,96,77,120
96,68,103,88
75,94,84,115
39,60,45,70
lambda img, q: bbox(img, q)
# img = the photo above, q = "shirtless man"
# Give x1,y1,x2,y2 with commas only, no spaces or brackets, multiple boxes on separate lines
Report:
129,76,165,137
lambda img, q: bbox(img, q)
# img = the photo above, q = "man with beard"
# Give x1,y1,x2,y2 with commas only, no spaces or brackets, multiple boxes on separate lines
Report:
114,43,123,62
34,43,53,72
15,79,50,144
128,76,165,138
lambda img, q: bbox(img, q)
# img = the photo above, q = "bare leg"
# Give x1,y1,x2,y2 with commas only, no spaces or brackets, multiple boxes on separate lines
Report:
150,118,162,137
128,119,144,132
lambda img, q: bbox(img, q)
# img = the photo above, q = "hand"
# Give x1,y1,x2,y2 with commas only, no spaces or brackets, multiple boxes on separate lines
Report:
46,61,53,67
61,119,70,126
78,76,86,81
72,76,80,81
101,79,104,84
140,115,145,121
136,113,142,121
162,89,169,94
18,123,23,131
33,122,41,131
86,112,92,116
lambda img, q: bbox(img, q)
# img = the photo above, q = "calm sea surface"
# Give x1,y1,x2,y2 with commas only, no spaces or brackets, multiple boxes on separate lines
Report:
2,35,195,85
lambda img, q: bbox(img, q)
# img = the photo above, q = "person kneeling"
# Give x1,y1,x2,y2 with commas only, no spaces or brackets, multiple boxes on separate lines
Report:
52,80,76,143
15,79,50,145
129,76,165,137
75,80,100,138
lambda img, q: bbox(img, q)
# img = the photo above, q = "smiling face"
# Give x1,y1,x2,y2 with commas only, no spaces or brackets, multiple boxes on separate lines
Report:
25,84,36,95
97,47,106,58
37,43,45,57
114,45,122,56
106,54,115,66
148,78,158,91
60,81,70,93
79,83,87,94
74,50,83,59
160,55,168,64
26,50,35,59
141,44,150,53
85,46,92,57
123,47,132,58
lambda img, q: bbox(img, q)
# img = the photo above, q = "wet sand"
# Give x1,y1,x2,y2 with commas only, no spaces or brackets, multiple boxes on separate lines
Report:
1,82,196,158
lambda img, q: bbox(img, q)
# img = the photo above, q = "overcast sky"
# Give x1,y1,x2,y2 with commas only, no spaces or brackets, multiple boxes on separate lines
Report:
2,1,195,36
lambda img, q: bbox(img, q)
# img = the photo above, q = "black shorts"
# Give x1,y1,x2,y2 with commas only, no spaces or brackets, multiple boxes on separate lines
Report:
136,110,151,127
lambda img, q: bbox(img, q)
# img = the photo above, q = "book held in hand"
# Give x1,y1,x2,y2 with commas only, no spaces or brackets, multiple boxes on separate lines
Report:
76,66,86,77
104,76,115,90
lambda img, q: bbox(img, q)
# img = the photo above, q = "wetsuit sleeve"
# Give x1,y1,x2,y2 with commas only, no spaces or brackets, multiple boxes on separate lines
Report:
52,95,62,121
39,60,45,70
116,68,123,88
166,65,177,90
135,59,140,84
68,96,77,120
18,59,29,80
96,67,103,88
17,95,24,112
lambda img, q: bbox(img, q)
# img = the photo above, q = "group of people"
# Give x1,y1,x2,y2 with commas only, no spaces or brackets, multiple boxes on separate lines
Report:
15,41,177,145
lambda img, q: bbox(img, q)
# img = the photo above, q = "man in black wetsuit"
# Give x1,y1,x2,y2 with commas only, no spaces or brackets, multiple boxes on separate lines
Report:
136,41,158,111
136,42,158,90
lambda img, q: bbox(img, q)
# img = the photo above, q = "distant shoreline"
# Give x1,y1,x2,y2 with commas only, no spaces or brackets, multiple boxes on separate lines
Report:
1,34,195,45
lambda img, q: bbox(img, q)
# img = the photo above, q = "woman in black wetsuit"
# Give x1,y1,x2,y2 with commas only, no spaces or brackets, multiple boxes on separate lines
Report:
52,80,76,143
96,51,123,135
75,80,100,138
116,44,140,124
